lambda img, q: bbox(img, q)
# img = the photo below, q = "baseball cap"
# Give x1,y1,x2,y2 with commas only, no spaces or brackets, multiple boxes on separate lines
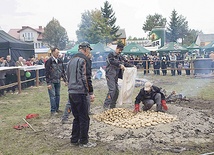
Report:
144,81,152,91
79,42,92,50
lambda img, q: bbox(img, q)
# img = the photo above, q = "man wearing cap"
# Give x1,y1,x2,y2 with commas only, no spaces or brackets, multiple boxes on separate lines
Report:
134,81,168,113
66,42,96,148
103,43,134,109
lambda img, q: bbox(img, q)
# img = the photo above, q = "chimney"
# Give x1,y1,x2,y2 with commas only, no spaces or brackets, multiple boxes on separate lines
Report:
39,26,42,30
22,26,27,29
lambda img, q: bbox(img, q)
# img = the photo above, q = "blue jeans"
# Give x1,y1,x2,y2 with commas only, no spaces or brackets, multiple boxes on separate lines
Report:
48,82,61,113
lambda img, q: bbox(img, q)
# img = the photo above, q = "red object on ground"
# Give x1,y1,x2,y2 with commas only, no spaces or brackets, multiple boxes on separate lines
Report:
161,100,168,111
13,123,29,130
25,114,39,119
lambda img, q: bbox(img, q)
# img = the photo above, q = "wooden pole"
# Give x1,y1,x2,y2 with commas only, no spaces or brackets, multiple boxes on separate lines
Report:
22,118,36,132
17,68,21,94
36,70,39,87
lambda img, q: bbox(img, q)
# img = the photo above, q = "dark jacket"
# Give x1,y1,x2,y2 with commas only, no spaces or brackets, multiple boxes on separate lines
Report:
135,85,165,104
106,52,133,80
45,56,67,85
66,52,93,95
5,60,16,74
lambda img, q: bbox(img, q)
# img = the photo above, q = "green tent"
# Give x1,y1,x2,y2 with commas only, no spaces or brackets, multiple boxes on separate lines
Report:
201,41,214,52
122,42,149,55
187,43,200,50
67,44,79,55
158,42,188,53
91,42,114,54
91,42,105,54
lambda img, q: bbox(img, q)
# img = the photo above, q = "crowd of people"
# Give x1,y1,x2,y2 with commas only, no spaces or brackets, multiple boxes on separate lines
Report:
125,51,214,76
0,54,69,97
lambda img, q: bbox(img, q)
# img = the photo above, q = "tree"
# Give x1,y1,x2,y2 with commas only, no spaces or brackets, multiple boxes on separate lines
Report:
76,9,105,44
166,10,180,42
177,15,189,44
166,10,189,43
101,1,120,44
183,29,202,46
76,1,120,44
43,18,69,50
142,13,167,32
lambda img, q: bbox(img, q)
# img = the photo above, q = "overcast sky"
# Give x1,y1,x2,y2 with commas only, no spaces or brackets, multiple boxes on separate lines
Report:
0,0,213,41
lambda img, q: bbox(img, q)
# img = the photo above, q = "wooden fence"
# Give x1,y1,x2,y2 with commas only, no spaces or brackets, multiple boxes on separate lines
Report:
0,59,213,94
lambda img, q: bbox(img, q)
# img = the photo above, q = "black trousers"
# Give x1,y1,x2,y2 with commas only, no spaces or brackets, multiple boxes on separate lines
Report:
0,79,5,96
5,73,17,92
69,93,89,144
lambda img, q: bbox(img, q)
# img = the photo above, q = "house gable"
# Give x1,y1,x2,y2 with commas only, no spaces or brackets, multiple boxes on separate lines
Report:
195,34,214,46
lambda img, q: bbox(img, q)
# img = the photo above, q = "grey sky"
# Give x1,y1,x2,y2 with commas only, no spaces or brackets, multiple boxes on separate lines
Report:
0,0,213,41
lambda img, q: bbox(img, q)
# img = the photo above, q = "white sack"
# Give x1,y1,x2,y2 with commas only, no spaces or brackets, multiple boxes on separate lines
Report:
118,67,137,105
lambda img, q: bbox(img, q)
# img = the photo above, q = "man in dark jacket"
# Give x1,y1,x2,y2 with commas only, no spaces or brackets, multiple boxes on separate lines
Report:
5,55,16,93
66,42,96,148
45,47,67,115
103,43,134,109
134,81,168,113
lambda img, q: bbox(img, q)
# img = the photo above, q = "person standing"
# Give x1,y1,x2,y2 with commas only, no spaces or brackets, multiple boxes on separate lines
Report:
103,43,134,109
142,54,150,75
16,57,27,89
184,61,190,75
61,94,92,124
161,53,168,76
45,47,67,115
170,53,177,76
66,42,96,147
0,57,7,96
5,55,16,93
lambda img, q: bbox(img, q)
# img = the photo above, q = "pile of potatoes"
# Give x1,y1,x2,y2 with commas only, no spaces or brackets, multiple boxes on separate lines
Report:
93,108,177,129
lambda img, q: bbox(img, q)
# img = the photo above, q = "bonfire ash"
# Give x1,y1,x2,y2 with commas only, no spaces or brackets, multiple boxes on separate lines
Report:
165,91,190,102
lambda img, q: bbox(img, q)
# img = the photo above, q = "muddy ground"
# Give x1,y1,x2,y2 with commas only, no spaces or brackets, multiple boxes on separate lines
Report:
43,78,214,154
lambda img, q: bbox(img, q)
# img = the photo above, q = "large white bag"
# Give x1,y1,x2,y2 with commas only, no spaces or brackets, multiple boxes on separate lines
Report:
118,67,137,105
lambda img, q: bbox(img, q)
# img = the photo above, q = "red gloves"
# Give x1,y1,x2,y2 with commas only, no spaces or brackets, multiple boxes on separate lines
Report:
134,104,140,113
161,100,168,111
26,114,39,119
13,123,29,130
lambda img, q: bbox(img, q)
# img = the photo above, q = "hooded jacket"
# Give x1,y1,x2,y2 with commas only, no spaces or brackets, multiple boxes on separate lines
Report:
66,52,93,95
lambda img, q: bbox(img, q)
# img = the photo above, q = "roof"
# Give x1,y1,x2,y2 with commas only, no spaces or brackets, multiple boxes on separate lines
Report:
91,42,114,54
158,42,188,52
0,30,34,50
187,43,200,49
197,34,214,42
17,26,43,33
122,42,149,55
116,29,126,39
201,41,214,52
8,26,44,40
8,29,20,39
67,44,79,54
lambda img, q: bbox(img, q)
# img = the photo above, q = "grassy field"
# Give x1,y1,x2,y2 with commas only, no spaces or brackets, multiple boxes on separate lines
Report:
0,72,214,155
